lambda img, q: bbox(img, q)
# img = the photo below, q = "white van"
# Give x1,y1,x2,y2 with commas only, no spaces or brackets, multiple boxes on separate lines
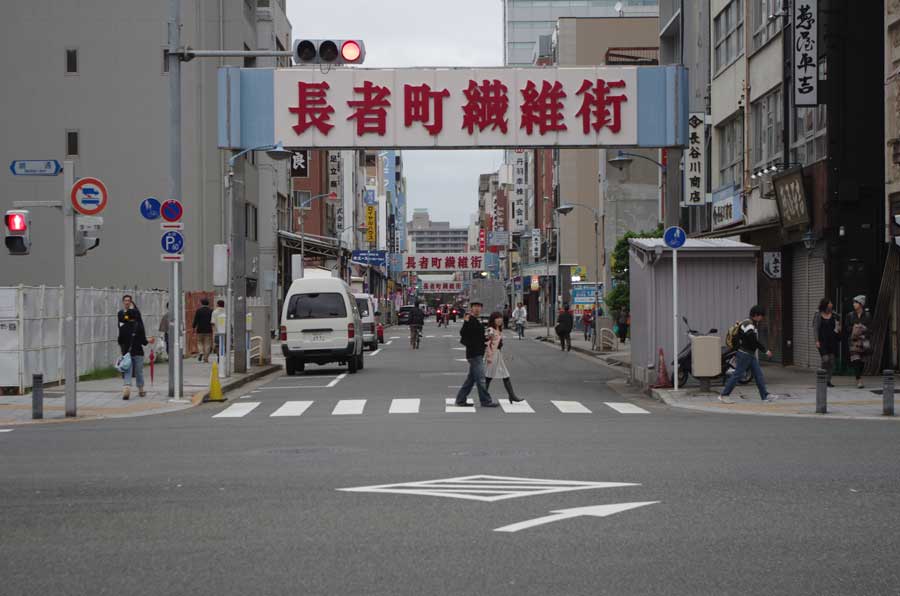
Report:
353,293,379,351
280,277,364,375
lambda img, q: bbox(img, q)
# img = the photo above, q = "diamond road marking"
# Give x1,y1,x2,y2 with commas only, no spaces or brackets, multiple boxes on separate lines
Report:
338,474,638,502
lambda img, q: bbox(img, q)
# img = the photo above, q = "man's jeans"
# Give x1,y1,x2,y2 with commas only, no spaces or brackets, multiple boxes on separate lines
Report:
123,355,145,388
721,350,768,400
515,322,525,339
456,356,492,405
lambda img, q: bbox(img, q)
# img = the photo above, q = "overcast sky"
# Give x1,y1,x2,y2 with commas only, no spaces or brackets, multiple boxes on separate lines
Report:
285,0,505,227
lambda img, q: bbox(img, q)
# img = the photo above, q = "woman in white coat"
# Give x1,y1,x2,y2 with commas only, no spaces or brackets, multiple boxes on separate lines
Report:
485,311,524,404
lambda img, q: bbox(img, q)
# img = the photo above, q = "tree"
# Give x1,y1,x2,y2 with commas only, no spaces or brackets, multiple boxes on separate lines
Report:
605,226,663,314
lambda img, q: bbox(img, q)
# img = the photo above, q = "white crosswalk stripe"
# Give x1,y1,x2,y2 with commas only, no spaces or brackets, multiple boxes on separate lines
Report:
498,400,535,413
213,402,260,418
333,399,366,415
389,398,420,413
270,401,313,417
445,398,475,412
604,402,651,414
551,400,592,414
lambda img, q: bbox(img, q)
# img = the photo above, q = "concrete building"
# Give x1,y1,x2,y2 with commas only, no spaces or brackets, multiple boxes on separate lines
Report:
886,0,900,369
1,0,291,293
407,210,469,253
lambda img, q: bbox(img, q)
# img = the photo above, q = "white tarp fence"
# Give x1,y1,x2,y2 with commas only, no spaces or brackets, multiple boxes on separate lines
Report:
0,286,167,392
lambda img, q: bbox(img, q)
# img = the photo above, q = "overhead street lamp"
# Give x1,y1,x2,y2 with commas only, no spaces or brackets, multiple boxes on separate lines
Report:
224,141,291,376
556,203,602,350
296,191,339,280
608,150,668,223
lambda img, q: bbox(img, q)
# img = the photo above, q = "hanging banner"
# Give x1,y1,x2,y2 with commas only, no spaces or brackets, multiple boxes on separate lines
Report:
512,154,526,231
327,151,342,195
404,253,485,272
531,228,541,259
793,0,818,107
683,113,706,206
421,281,464,293
365,205,377,243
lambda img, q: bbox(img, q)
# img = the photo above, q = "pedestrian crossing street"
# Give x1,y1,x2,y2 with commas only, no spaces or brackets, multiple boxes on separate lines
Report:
212,398,650,418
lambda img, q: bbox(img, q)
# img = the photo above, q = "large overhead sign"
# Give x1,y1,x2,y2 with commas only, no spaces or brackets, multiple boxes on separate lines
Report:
218,66,688,150
404,253,485,272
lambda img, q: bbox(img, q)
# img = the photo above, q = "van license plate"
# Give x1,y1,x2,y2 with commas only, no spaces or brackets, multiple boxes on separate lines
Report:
311,335,326,342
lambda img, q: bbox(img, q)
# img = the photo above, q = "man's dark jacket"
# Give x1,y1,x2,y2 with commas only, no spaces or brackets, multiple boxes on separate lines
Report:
459,316,487,359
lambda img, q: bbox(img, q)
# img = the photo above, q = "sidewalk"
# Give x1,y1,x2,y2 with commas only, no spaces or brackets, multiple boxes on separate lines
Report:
527,324,631,368
652,364,898,420
0,355,279,426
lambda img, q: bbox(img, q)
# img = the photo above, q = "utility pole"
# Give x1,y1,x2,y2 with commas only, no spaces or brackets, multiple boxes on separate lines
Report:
63,161,77,416
167,0,184,400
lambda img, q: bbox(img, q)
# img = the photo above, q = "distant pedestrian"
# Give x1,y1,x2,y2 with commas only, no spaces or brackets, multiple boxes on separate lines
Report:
582,309,594,342
159,302,170,358
485,311,523,404
815,298,840,388
512,302,527,340
117,295,151,400
212,299,226,356
556,303,574,352
846,295,873,388
455,301,497,408
616,309,629,342
193,299,214,362
718,305,779,404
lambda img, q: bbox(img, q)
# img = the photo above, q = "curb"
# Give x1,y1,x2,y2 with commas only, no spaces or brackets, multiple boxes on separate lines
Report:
196,364,281,405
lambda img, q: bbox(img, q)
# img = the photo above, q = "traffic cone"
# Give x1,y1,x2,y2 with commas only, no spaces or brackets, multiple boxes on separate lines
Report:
205,362,225,402
652,348,673,388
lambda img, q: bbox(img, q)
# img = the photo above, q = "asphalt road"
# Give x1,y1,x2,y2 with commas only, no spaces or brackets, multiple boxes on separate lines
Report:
2,320,899,596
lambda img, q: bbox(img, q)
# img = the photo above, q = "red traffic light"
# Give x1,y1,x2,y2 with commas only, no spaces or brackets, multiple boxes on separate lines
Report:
5,213,26,232
341,40,362,62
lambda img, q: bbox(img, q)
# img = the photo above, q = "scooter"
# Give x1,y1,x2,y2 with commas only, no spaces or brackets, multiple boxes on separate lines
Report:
675,317,752,387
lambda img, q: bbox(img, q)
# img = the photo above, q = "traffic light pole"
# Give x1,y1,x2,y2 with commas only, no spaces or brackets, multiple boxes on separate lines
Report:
63,160,77,416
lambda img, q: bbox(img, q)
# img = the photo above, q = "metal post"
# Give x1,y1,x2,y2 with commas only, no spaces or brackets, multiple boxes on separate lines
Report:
815,368,827,414
300,202,305,279
168,0,184,400
545,226,550,339
883,370,895,416
63,160,77,417
593,215,600,351
672,248,678,391
32,373,43,420
225,163,234,377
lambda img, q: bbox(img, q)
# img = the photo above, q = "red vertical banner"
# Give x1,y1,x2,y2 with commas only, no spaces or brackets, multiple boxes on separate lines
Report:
478,228,486,253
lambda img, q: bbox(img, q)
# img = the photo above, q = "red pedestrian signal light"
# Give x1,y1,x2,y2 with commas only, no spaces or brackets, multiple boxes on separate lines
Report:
4,209,31,255
341,40,362,63
292,39,366,65
6,212,26,232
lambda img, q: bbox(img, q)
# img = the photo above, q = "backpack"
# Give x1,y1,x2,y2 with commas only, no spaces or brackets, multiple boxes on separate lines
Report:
725,320,743,350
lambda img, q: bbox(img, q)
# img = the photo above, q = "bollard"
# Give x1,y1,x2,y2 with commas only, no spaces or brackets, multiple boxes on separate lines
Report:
32,373,43,420
815,368,827,414
884,370,895,417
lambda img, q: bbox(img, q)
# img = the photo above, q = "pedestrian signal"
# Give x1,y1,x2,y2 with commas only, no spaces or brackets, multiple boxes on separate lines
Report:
292,39,366,65
4,210,31,255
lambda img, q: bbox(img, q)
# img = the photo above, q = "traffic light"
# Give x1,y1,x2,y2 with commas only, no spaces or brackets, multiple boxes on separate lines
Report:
4,210,31,255
292,39,366,65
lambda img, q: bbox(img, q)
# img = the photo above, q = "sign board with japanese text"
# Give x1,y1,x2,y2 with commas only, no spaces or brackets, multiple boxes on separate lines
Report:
793,0,818,107
772,168,809,230
365,205,377,243
531,228,541,259
404,253,486,272
682,113,706,206
479,228,486,252
763,251,782,280
290,150,309,178
219,66,689,150
512,154,527,231
351,249,386,266
487,230,509,246
421,281,463,293
711,185,743,230
327,152,342,195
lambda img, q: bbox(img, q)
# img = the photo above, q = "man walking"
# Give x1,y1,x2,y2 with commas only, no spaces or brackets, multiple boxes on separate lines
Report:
719,305,780,404
512,302,528,340
455,301,498,408
556,303,574,351
192,298,214,363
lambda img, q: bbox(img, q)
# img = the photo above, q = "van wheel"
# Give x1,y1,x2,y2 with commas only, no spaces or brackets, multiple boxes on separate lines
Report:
358,352,364,370
348,354,358,374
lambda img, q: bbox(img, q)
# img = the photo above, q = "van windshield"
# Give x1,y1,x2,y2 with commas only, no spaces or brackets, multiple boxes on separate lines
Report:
355,298,370,316
287,293,347,319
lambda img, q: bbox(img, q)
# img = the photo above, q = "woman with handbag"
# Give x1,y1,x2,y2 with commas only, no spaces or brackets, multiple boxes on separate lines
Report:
846,295,873,389
484,311,524,404
117,294,151,400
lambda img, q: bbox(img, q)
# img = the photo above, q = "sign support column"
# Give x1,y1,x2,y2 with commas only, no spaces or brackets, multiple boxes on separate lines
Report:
63,161,77,417
168,0,184,400
664,226,686,390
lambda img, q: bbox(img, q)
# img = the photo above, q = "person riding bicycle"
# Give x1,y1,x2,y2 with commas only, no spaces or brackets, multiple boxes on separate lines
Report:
409,301,426,348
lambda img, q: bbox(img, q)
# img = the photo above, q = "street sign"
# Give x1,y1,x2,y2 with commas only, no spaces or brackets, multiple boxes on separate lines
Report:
70,177,108,216
351,249,387,266
364,189,377,206
160,222,184,231
76,216,103,231
161,199,183,222
161,254,184,262
161,230,185,254
140,197,161,220
290,150,309,178
9,160,62,176
663,226,686,249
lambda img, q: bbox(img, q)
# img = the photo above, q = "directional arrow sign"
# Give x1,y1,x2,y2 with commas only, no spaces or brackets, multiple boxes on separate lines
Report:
10,160,62,176
493,501,660,533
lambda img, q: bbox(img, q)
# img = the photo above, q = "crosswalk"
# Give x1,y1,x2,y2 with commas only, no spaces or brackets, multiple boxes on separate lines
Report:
211,398,651,419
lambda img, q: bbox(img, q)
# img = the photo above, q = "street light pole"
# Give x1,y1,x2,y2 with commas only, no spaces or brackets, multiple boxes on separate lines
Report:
297,192,339,280
556,203,601,350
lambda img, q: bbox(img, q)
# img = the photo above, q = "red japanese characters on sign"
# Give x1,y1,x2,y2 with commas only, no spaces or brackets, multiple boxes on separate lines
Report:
421,281,463,293
272,67,640,148
404,253,484,271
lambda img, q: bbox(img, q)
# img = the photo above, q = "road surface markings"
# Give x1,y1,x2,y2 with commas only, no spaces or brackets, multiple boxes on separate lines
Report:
494,501,660,533
425,335,435,338
213,402,260,418
389,336,400,340
445,398,475,412
443,335,455,338
326,373,348,388
263,385,332,390
454,358,468,362
552,400,592,414
604,402,651,414
0,429,13,433
332,399,366,415
452,347,465,351
270,401,313,417
385,340,393,346
239,395,253,399
498,400,535,413
339,475,638,502
370,349,381,356
389,398,420,413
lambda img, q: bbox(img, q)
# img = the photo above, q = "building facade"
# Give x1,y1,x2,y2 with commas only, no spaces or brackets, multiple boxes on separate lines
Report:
407,210,469,253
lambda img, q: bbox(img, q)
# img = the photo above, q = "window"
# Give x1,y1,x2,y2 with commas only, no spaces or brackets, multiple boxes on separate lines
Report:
751,88,783,167
244,203,258,241
66,130,79,158
713,0,744,73
286,293,347,319
791,104,827,165
65,49,78,74
751,0,783,51
718,116,743,187
294,190,311,211
355,298,370,317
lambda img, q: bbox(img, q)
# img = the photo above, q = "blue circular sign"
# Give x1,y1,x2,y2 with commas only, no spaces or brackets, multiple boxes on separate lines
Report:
663,226,687,250
161,231,185,254
140,197,161,220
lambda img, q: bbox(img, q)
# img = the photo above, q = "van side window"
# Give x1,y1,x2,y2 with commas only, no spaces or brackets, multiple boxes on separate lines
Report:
355,298,370,316
287,293,347,319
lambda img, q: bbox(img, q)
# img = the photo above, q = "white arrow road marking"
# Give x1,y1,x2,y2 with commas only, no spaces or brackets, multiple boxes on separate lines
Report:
385,341,393,346
494,501,660,533
370,349,381,356
326,373,348,388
